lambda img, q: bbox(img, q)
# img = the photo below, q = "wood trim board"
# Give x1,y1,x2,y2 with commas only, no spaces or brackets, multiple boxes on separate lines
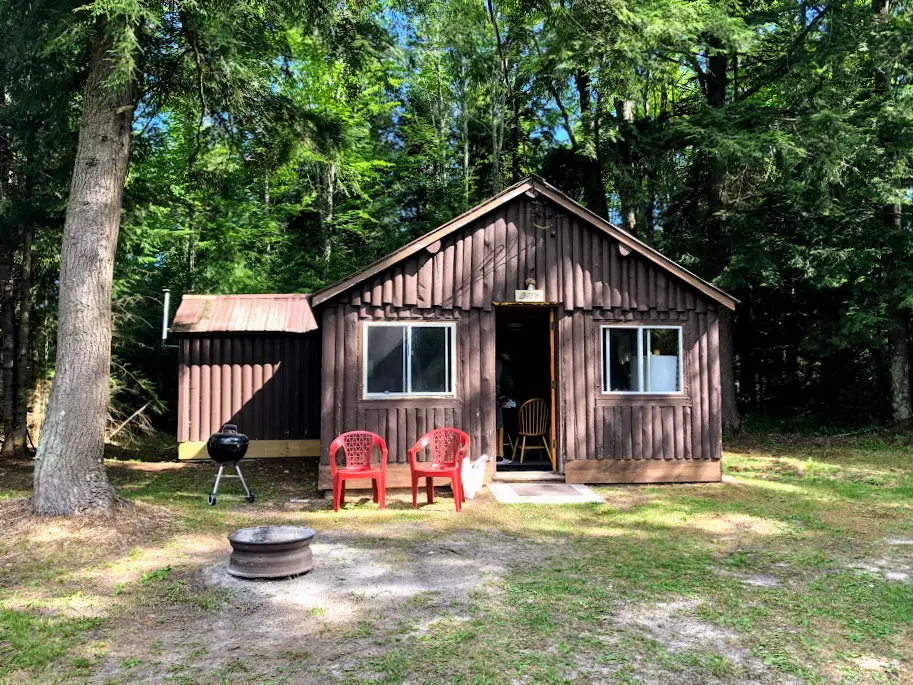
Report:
594,395,692,407
564,458,721,484
318,458,719,489
178,439,321,461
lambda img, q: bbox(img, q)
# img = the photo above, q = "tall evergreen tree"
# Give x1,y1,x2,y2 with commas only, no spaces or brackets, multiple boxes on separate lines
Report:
32,0,322,514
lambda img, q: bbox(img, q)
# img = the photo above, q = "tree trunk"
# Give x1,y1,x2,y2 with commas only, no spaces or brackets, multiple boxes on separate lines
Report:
614,98,637,234
591,88,609,219
186,205,196,291
463,104,470,208
885,201,911,423
12,225,33,454
318,160,335,280
645,182,656,245
576,71,608,218
873,0,912,423
705,38,729,244
435,55,447,186
719,308,742,435
0,89,8,202
458,73,470,207
703,36,742,435
32,30,133,516
0,241,14,454
887,309,912,424
491,94,503,195
486,0,520,182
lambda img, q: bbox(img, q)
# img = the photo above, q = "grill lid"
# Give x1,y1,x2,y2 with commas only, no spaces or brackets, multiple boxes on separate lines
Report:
207,423,250,462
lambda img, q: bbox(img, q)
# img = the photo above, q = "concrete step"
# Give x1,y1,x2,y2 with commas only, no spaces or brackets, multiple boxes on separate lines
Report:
492,471,564,483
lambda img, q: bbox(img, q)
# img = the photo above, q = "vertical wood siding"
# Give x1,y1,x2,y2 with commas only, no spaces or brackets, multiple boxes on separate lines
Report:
317,195,723,467
178,333,320,442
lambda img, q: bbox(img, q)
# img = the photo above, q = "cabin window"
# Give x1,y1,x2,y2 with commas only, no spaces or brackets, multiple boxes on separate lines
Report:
363,322,455,397
601,326,683,394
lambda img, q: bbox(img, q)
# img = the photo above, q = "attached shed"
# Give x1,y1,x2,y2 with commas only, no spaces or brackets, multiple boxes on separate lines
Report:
172,294,321,460
171,176,736,487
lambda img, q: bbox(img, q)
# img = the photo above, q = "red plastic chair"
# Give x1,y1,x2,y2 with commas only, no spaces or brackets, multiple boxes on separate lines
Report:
329,431,388,512
408,428,470,512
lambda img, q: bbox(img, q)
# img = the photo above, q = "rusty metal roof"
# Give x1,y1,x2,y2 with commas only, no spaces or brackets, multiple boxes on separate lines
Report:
171,294,318,334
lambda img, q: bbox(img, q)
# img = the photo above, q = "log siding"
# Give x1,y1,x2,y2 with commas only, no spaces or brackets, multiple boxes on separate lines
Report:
178,333,320,443
318,193,723,484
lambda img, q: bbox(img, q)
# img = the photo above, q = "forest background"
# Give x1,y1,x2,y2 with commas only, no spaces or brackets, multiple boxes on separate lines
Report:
1,0,911,462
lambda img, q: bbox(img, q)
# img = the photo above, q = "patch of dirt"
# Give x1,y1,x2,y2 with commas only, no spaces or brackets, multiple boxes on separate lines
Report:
92,524,564,683
609,598,799,684
204,527,521,620
851,558,912,583
853,655,901,675
848,537,913,584
717,570,783,588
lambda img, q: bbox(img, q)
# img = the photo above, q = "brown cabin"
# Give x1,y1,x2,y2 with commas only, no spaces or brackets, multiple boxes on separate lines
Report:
172,176,736,488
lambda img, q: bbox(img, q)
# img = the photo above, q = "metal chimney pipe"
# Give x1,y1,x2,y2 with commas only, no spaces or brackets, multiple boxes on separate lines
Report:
162,288,171,346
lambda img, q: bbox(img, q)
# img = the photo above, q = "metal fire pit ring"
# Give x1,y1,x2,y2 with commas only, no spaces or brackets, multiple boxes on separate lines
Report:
227,525,316,579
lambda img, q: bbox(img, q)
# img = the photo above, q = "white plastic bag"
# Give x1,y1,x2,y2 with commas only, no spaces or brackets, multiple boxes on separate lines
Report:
461,454,490,500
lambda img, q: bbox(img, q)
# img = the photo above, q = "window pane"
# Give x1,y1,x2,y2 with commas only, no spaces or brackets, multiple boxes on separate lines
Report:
607,328,641,391
410,327,450,393
646,328,680,392
366,326,405,394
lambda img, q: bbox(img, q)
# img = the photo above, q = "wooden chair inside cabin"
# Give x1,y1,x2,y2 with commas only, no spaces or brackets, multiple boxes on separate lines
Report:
328,431,387,512
408,428,470,512
517,398,553,469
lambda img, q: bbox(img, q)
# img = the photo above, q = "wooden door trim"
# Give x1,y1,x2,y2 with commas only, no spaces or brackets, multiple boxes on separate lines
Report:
549,308,558,472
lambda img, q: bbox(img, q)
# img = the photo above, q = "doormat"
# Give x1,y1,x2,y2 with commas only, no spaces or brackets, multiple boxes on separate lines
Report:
488,483,605,504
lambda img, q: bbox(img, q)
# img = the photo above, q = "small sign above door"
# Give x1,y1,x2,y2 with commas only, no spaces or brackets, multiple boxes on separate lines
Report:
514,289,545,303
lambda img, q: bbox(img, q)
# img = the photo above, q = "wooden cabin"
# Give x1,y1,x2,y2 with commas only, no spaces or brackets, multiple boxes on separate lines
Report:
173,176,736,488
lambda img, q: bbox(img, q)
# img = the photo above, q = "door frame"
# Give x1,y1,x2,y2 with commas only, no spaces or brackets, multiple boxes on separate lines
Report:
549,308,558,468
492,302,558,473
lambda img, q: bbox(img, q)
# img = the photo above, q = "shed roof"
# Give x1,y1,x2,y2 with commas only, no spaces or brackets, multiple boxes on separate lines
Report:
171,294,318,334
312,176,737,310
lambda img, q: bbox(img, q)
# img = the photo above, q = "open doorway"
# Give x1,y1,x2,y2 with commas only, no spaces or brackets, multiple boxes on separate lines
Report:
495,306,555,472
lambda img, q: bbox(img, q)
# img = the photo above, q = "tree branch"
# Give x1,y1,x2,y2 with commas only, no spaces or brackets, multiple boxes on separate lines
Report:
688,55,708,98
737,6,829,101
531,35,577,149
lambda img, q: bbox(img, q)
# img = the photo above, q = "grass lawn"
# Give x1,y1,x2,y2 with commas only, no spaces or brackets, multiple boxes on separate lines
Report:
0,436,911,684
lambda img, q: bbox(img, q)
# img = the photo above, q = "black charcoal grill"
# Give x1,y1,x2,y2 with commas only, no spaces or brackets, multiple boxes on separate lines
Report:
206,424,255,506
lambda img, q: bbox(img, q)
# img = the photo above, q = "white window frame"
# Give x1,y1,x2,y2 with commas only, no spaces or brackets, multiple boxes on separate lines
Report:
362,321,457,399
600,325,684,395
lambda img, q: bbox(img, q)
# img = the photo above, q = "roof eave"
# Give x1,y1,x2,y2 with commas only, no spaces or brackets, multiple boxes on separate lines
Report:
311,178,536,307
528,178,739,310
312,176,738,310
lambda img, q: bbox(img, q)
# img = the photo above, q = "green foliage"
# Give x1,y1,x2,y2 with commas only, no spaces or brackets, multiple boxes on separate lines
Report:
2,0,911,430
138,565,172,584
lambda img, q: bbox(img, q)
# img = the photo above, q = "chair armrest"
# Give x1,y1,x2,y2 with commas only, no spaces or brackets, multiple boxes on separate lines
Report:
408,433,431,469
328,438,343,477
375,435,389,473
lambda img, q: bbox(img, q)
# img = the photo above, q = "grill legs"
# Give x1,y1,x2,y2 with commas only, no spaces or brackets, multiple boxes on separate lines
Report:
208,461,256,506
